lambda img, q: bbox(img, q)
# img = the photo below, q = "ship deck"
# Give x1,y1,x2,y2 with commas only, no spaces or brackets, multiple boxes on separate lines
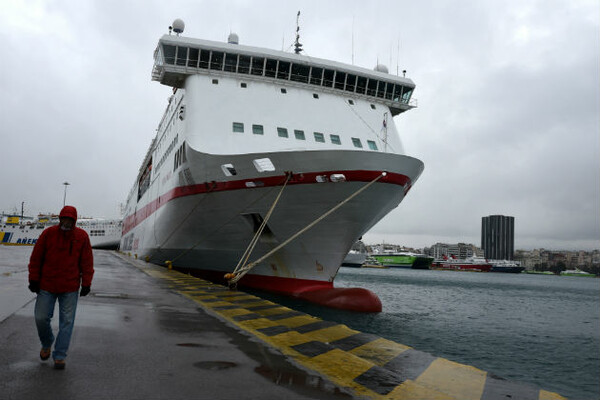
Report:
0,248,565,400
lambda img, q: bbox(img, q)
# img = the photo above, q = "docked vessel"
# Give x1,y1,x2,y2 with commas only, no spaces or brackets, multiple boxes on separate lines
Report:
489,260,525,273
371,251,433,269
431,256,492,272
341,241,368,268
119,20,424,312
0,214,122,249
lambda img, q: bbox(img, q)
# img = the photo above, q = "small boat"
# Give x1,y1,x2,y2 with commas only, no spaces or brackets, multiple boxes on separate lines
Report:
341,241,368,268
431,255,492,272
489,260,525,273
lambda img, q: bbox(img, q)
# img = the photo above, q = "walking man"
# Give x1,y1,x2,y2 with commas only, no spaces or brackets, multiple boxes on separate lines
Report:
28,205,94,369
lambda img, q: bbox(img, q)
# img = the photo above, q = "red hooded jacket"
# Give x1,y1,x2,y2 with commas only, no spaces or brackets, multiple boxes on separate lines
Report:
28,206,94,293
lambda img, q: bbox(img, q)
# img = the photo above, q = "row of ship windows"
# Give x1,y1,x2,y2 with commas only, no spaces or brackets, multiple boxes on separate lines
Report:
159,44,414,103
231,122,378,151
211,78,377,109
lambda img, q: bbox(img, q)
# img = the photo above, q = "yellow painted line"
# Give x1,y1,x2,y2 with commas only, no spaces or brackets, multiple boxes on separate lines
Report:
237,318,282,331
388,380,455,400
304,349,383,399
272,315,320,328
539,390,569,400
349,337,411,366
416,358,487,400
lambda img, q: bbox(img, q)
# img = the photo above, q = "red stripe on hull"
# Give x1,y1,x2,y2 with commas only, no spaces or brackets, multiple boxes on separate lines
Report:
122,170,409,235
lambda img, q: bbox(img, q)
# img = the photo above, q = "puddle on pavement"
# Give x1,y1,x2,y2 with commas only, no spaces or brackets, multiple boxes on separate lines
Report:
193,361,237,370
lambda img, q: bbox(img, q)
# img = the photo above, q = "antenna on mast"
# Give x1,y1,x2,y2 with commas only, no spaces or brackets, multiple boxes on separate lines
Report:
294,11,303,54
352,16,355,65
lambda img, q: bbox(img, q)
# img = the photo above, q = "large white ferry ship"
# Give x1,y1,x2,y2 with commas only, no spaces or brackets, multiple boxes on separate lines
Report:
120,19,424,311
0,214,122,249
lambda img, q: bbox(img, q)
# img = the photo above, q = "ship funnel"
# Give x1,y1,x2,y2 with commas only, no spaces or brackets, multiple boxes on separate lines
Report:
228,32,239,44
172,19,185,35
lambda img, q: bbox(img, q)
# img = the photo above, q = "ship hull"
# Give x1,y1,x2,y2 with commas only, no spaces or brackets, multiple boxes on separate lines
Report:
121,147,423,295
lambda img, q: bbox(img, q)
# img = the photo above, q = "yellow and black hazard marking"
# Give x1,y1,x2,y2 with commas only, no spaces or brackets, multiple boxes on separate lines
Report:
137,263,566,400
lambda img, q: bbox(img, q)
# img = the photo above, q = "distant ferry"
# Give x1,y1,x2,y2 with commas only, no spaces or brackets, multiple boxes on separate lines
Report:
489,260,525,273
0,214,122,249
118,19,424,312
431,255,492,272
371,251,433,269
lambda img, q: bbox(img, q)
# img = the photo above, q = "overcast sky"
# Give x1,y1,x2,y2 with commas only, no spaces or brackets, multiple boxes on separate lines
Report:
1,0,598,251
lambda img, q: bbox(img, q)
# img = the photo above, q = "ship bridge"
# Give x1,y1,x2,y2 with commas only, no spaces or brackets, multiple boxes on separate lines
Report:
152,34,416,116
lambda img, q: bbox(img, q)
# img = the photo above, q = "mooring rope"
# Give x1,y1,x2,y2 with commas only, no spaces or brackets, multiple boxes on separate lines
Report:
225,171,387,286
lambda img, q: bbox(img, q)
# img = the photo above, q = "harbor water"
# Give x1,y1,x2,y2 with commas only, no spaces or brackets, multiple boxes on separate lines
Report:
252,267,600,400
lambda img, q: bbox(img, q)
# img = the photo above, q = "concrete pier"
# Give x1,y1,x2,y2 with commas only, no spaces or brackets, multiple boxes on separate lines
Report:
0,247,566,400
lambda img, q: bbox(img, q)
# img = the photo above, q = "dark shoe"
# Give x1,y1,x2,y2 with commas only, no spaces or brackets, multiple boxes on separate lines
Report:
40,348,51,361
54,359,66,370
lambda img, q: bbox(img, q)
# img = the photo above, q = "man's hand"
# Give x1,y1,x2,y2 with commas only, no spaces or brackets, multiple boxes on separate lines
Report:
28,281,40,293
80,286,91,297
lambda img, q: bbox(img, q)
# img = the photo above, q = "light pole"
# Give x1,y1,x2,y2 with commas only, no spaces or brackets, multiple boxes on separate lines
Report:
63,182,70,206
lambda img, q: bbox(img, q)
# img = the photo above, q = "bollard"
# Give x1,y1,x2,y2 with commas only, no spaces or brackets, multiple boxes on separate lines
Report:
135,254,138,259
145,255,150,262
166,260,173,270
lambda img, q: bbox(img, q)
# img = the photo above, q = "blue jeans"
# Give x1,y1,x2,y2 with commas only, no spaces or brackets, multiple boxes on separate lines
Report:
34,290,79,361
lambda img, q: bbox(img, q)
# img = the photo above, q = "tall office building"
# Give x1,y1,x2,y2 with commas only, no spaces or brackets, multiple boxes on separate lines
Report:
481,215,514,260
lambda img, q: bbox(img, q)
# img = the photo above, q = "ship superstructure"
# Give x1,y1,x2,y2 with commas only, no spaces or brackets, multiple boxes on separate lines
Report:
120,20,424,311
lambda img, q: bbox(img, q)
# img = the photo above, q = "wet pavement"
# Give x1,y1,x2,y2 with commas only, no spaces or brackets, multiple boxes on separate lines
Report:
0,247,350,400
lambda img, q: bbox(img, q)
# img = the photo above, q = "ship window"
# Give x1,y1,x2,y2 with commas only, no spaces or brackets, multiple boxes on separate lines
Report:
310,67,323,85
187,48,199,67
251,57,265,76
277,127,288,138
212,79,219,84
348,99,354,105
330,134,341,145
377,81,386,98
291,64,310,83
370,104,376,109
384,83,393,100
238,55,251,74
402,87,413,103
323,69,334,87
294,130,305,140
356,76,367,94
240,82,247,88
210,51,224,70
280,88,287,94
176,47,188,66
232,122,244,133
334,71,346,90
224,53,237,72
163,45,176,65
313,132,325,143
252,124,264,135
265,59,277,77
367,140,378,150
352,138,363,148
367,79,377,96
313,93,319,99
199,49,210,69
277,61,290,80
346,74,357,92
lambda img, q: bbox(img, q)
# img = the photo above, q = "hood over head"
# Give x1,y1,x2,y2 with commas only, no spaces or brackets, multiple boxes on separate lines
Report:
59,206,78,222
